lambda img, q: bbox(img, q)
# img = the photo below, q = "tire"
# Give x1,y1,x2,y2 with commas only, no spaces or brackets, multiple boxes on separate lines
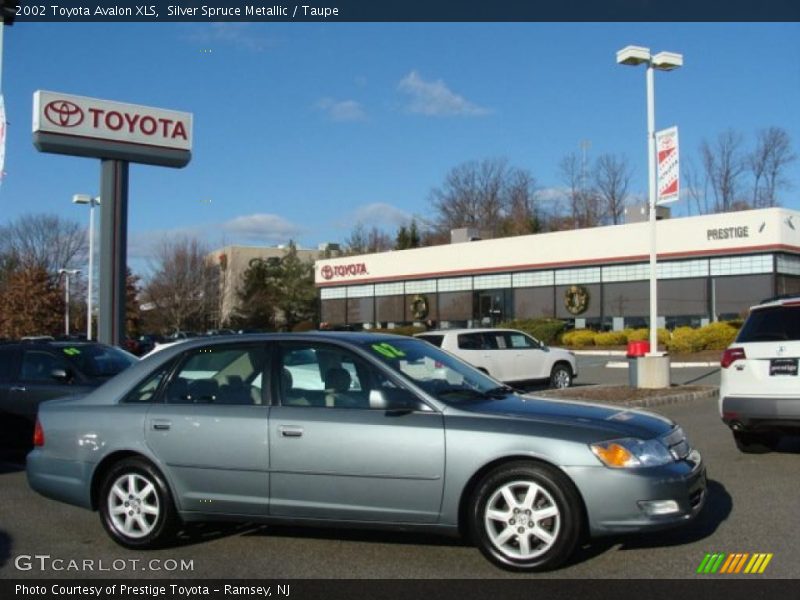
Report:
549,364,572,389
469,461,583,572
733,431,779,454
99,458,179,549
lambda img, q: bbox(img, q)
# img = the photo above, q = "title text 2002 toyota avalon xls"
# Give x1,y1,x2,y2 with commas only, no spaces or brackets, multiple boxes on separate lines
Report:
27,332,706,571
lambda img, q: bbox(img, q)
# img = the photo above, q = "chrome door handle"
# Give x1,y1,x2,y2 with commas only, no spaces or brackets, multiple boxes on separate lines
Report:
151,420,171,431
279,425,304,438
10,386,26,392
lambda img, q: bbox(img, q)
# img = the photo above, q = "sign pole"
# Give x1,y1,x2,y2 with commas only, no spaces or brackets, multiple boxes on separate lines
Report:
97,159,129,347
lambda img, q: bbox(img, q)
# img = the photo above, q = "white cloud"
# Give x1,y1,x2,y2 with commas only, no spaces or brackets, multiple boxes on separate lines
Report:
398,70,491,117
351,202,412,229
316,98,367,122
127,213,303,260
184,23,273,52
222,213,302,241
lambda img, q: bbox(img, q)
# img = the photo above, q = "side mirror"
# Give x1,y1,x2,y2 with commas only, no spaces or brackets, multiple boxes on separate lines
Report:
50,368,71,383
369,389,425,412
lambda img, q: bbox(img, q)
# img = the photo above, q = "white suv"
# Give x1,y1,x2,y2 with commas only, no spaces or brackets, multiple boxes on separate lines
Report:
720,295,800,453
415,328,577,388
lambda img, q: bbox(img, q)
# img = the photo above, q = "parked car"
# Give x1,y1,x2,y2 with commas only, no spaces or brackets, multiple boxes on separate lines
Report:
0,340,138,447
27,332,705,571
720,295,800,453
416,328,577,388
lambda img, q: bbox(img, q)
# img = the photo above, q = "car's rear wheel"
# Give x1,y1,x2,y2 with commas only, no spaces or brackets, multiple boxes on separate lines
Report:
470,462,582,571
99,458,178,549
733,431,779,454
549,364,572,389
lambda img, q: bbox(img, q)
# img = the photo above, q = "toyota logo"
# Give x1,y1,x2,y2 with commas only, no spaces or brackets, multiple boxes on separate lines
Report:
44,100,85,128
321,265,334,280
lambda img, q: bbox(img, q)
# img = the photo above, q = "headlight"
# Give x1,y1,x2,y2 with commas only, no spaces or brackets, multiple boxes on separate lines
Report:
590,438,674,468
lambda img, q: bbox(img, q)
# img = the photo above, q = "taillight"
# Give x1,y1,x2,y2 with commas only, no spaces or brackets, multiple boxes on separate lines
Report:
33,419,45,447
721,347,746,369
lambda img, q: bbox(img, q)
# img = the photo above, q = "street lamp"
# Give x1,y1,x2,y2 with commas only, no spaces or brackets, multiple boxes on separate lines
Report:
58,268,81,337
616,45,683,358
73,194,100,340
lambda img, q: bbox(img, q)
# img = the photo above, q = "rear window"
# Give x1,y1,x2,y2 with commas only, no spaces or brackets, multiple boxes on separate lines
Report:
60,345,138,378
737,305,800,342
417,335,444,348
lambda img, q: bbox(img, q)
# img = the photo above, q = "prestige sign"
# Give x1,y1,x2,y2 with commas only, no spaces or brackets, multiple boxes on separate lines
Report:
33,91,192,167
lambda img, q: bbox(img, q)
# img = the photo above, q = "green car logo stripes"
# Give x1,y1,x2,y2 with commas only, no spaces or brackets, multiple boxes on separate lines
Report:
696,552,773,574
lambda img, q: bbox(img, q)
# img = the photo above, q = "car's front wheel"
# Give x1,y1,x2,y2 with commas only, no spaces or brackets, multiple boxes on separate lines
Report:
470,461,583,571
99,458,178,549
549,364,572,389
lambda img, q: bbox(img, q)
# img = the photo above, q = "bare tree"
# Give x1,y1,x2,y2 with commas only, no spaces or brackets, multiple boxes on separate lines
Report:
344,223,392,255
558,152,600,228
593,153,632,225
429,158,542,237
683,157,712,215
701,130,747,212
0,214,87,279
143,237,219,333
749,127,796,208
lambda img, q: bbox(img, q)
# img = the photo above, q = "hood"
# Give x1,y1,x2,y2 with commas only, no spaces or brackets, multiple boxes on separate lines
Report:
455,393,675,440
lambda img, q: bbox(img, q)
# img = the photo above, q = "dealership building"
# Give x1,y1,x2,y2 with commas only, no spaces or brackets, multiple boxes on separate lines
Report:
315,207,800,331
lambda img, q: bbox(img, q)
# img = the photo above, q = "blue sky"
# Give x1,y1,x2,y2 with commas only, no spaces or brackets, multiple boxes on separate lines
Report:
2,22,799,273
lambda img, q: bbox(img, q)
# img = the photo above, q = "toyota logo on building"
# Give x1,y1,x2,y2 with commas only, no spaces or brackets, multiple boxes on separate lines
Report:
44,100,84,128
321,265,334,280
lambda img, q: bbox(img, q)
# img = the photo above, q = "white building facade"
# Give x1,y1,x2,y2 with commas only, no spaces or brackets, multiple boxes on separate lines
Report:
315,208,800,330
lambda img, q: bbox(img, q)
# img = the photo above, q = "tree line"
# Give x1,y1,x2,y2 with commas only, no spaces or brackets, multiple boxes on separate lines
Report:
340,125,796,255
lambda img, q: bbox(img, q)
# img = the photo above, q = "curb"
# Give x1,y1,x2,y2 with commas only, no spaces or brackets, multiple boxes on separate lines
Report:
606,360,719,369
535,384,719,410
573,350,627,356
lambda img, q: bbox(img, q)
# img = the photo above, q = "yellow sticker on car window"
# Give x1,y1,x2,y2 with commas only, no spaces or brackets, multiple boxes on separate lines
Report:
62,348,81,356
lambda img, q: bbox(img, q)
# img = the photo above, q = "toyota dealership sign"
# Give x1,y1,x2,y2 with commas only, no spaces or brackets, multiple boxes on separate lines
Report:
33,90,192,167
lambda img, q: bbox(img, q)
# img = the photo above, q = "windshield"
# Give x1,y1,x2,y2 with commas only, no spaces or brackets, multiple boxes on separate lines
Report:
59,344,138,378
360,337,513,404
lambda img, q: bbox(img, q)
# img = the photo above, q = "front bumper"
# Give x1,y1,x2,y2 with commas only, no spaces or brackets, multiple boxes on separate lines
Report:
721,395,800,431
564,453,706,536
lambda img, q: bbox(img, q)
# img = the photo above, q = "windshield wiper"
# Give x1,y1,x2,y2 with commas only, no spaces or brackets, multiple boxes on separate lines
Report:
434,386,492,400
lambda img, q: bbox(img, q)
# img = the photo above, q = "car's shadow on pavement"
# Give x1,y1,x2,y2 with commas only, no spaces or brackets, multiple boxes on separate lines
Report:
0,530,12,569
567,478,732,565
172,522,468,549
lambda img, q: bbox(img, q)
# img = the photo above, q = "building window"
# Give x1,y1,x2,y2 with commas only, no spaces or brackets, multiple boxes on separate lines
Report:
777,255,800,276
602,263,650,283
513,271,554,288
437,276,472,292
710,254,773,277
555,267,601,285
374,282,404,296
320,287,346,300
657,259,709,280
473,274,512,290
346,284,375,298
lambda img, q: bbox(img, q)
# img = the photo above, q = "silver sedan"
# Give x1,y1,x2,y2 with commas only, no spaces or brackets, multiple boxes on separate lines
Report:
27,332,706,571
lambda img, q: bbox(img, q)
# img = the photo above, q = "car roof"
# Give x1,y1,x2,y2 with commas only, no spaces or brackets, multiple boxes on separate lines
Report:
417,328,514,335
752,295,800,311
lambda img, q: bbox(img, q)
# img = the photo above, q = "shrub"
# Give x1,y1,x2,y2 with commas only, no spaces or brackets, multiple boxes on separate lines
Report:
498,318,567,346
697,321,739,350
666,326,704,354
561,329,596,348
593,331,627,346
625,327,669,345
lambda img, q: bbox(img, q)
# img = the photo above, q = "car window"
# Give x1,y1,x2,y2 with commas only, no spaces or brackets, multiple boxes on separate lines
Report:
417,335,444,348
58,345,137,378
738,306,800,342
278,343,378,409
164,345,267,405
458,333,485,350
20,350,70,383
123,363,172,403
507,332,536,349
0,346,17,383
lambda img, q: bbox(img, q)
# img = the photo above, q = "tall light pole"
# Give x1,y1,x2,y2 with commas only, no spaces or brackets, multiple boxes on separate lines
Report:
58,268,81,337
73,194,100,340
616,45,683,356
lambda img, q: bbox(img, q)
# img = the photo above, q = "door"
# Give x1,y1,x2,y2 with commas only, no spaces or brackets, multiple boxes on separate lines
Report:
269,341,445,523
6,348,90,422
505,331,550,380
144,343,270,516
